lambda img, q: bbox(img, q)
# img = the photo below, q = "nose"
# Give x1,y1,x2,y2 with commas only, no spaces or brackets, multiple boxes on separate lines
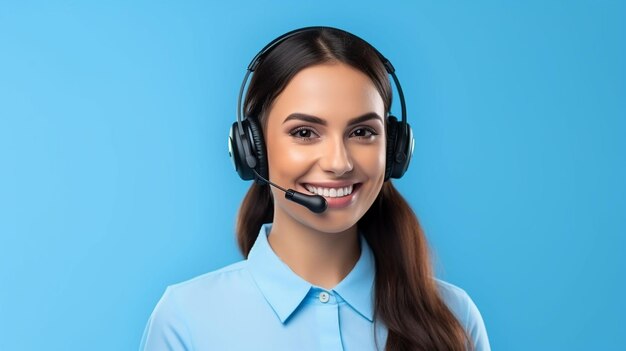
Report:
318,135,354,176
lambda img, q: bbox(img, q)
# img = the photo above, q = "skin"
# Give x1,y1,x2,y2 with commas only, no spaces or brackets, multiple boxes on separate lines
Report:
264,62,386,290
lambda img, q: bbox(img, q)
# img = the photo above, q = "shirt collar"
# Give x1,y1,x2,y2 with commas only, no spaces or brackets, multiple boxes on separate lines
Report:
246,223,376,324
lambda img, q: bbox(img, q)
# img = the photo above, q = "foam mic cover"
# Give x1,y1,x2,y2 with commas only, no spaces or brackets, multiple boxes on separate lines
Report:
285,190,328,214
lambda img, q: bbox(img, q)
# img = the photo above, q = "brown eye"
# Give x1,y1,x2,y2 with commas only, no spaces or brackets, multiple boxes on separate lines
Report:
353,129,370,137
289,127,319,141
351,127,378,139
297,129,312,138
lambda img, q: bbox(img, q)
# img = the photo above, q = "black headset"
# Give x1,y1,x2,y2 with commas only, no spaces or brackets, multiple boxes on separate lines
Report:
228,26,414,185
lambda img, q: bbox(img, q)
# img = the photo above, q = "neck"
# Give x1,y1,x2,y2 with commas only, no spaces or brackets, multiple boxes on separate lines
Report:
267,211,361,290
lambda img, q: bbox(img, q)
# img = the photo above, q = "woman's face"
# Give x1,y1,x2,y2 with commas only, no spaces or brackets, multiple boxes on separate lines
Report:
265,62,386,234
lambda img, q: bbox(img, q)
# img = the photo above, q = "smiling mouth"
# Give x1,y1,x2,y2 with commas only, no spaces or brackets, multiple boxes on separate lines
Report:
302,183,362,198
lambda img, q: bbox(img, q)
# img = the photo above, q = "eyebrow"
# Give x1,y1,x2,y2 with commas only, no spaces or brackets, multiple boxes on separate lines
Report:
282,112,383,126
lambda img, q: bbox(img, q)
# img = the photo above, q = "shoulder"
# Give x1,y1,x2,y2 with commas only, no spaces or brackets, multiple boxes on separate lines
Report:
162,260,256,314
434,278,492,351
434,278,472,321
169,260,248,293
139,260,250,351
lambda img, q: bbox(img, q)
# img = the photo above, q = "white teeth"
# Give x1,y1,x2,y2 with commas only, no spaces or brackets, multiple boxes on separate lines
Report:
304,184,355,198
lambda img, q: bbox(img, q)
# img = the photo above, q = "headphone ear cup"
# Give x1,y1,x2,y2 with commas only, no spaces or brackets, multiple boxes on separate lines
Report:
245,116,269,184
229,120,255,181
385,115,414,180
392,122,414,179
385,115,399,181
398,122,414,178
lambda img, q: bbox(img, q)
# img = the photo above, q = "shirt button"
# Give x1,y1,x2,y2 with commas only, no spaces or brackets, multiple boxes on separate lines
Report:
319,291,330,303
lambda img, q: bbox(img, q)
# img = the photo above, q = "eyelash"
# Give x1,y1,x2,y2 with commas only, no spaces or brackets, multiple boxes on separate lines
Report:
289,126,379,142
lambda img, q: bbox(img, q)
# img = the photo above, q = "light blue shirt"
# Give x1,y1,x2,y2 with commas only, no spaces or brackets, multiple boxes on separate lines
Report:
140,223,490,350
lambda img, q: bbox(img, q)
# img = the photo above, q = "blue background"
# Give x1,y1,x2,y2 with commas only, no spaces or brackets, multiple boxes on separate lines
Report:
1,1,624,350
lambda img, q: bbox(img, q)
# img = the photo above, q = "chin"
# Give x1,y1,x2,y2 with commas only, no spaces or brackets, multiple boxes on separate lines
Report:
300,210,364,234
310,222,357,235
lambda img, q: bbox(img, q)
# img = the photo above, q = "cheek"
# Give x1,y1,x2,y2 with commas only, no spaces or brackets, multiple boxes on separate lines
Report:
352,144,386,175
266,140,313,179
283,147,313,164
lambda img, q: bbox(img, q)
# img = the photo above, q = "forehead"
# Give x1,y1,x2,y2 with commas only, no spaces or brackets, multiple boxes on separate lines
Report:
268,63,385,125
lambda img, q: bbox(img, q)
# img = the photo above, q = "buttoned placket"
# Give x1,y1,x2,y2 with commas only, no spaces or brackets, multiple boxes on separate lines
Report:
312,288,344,350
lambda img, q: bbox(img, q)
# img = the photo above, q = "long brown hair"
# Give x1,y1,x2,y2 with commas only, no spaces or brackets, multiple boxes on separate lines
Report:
235,28,473,351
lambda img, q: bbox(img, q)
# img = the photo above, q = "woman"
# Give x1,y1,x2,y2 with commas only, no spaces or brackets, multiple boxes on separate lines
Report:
140,26,490,351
